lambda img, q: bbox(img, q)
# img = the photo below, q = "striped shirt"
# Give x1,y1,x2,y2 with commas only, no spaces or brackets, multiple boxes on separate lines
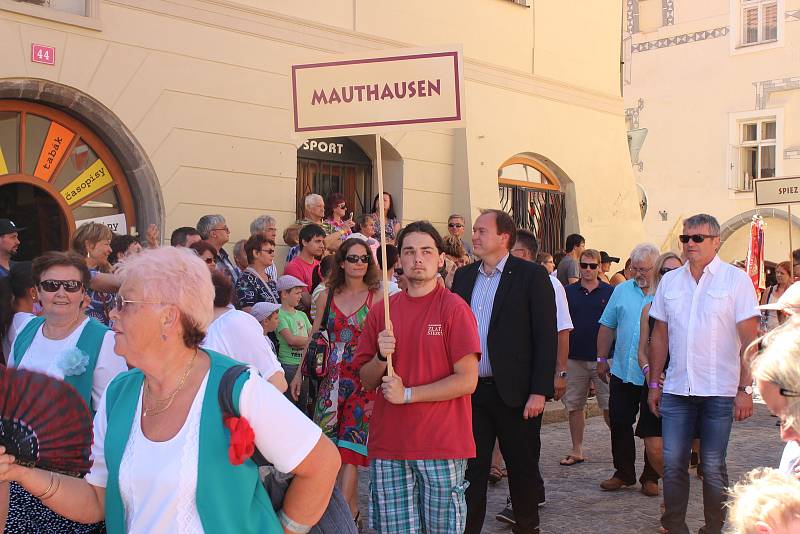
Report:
471,254,509,377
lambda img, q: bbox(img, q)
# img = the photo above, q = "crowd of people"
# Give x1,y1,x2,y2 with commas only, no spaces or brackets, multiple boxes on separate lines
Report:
0,200,798,534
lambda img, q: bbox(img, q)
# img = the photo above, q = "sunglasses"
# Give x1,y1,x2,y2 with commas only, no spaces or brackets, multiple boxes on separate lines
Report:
112,295,163,313
395,268,404,276
260,249,276,255
336,203,346,209
345,254,370,264
39,280,83,293
659,267,676,275
203,257,216,265
579,262,598,270
679,234,718,244
448,223,464,228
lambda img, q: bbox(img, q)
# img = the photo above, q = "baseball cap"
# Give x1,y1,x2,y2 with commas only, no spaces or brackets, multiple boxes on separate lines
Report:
758,282,800,314
248,301,281,322
0,219,25,236
600,251,620,264
276,275,306,292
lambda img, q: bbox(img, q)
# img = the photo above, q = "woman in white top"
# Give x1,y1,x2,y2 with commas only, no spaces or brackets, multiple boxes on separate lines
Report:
3,251,128,533
205,271,287,392
760,261,793,332
0,246,340,534
751,321,800,479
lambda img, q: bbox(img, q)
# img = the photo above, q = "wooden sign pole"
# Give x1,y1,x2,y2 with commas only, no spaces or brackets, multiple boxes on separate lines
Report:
789,203,795,272
375,134,394,376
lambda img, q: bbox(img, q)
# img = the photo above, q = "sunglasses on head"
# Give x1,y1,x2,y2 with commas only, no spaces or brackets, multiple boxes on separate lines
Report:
679,234,718,244
579,262,598,270
345,254,370,264
448,223,464,228
659,267,676,275
39,280,83,293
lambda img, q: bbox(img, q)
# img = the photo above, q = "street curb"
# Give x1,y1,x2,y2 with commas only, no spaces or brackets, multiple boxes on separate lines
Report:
543,397,601,425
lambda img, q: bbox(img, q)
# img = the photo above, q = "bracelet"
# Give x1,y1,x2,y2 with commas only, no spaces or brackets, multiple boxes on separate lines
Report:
34,472,55,499
403,387,413,404
648,381,660,389
41,473,61,501
597,357,608,363
642,364,650,376
278,509,313,534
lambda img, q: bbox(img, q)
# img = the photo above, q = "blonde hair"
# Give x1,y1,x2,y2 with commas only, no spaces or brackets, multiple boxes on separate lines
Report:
580,249,601,263
727,468,800,534
751,322,800,432
115,247,214,348
651,252,683,294
71,222,113,256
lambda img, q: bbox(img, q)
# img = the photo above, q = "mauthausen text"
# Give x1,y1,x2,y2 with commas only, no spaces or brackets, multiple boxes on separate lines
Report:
311,79,441,105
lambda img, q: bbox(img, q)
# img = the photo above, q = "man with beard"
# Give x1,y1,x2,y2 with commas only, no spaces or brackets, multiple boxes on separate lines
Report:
0,219,23,278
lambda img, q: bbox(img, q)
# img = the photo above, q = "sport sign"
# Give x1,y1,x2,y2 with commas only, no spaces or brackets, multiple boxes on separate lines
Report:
754,176,800,206
291,46,464,137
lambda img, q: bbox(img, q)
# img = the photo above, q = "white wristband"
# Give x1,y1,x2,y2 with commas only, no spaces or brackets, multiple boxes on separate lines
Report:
278,509,312,534
403,387,413,404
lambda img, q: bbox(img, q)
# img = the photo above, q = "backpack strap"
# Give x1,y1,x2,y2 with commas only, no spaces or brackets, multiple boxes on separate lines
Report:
11,316,46,367
218,364,268,466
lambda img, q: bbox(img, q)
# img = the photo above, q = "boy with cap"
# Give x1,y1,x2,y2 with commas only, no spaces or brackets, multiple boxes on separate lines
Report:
248,301,282,354
0,219,23,278
276,275,312,395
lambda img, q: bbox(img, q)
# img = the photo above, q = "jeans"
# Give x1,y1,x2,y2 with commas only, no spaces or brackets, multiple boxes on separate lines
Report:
609,375,659,485
661,393,734,534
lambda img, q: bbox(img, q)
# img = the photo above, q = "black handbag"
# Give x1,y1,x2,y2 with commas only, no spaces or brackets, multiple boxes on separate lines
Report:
302,288,335,380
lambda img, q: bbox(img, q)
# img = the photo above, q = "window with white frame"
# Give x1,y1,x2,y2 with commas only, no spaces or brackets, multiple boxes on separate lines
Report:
731,118,776,191
741,0,778,45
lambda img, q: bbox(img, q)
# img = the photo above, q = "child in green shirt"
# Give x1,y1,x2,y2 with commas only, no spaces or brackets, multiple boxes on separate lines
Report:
275,275,311,384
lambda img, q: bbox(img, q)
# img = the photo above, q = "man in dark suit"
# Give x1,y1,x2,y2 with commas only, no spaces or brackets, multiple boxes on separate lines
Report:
451,210,557,534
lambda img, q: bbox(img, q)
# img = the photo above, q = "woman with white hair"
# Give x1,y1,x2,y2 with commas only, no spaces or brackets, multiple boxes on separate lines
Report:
751,322,800,477
0,247,340,533
727,467,800,534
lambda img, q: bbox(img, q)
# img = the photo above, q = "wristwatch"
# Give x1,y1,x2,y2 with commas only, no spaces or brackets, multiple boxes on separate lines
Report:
556,371,567,378
738,385,753,395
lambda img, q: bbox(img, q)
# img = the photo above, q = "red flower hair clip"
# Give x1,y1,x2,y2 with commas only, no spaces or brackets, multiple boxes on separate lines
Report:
223,415,255,465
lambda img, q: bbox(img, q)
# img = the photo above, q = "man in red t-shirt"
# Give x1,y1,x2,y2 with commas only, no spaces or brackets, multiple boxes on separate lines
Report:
357,221,480,534
283,223,324,310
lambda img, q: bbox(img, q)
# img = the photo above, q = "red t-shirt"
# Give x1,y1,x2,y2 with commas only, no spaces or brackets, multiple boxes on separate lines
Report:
354,284,481,460
283,257,319,291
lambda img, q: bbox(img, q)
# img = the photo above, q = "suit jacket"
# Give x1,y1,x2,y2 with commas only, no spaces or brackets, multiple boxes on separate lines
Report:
451,254,557,408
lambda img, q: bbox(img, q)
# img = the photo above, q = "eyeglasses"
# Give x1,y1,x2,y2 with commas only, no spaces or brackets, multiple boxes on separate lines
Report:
212,226,230,234
448,223,464,228
631,266,653,274
780,388,800,398
679,234,718,244
260,249,276,255
203,257,216,265
345,254,370,264
579,262,598,270
659,267,676,275
336,203,346,209
39,280,83,293
112,295,163,313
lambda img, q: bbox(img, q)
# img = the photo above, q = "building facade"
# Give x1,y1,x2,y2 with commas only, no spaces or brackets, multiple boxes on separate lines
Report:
623,0,800,264
0,0,644,263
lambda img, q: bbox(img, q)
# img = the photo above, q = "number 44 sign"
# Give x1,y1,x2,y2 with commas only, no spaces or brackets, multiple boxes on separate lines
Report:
31,44,55,66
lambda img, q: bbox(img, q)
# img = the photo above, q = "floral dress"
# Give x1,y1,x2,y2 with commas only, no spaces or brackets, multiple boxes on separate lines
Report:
312,291,375,466
85,269,113,326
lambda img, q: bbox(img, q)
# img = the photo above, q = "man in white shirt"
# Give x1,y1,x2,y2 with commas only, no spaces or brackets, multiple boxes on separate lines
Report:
648,214,759,534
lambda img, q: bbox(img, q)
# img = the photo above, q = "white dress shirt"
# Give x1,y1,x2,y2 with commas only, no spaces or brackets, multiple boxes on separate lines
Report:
649,256,759,397
549,276,574,333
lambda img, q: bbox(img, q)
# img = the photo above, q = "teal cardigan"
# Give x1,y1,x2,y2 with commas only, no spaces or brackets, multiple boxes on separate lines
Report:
12,316,107,411
101,350,282,533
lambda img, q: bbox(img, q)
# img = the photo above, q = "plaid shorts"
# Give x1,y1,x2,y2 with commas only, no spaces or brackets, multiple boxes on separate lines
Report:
369,458,469,534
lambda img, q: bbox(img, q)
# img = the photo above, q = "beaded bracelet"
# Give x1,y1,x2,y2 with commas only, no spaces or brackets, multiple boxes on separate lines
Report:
648,382,660,389
597,357,608,363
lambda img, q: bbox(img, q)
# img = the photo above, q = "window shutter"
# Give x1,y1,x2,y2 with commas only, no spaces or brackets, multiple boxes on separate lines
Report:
729,144,742,190
763,3,778,40
743,6,759,44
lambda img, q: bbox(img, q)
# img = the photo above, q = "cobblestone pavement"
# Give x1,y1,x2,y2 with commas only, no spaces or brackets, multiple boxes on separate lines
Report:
357,402,783,534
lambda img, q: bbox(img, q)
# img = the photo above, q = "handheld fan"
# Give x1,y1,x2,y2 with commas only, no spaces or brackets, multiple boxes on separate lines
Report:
0,367,93,476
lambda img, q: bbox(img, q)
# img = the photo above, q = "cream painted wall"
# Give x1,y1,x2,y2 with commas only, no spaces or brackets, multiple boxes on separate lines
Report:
624,0,800,264
0,0,644,262
719,216,799,264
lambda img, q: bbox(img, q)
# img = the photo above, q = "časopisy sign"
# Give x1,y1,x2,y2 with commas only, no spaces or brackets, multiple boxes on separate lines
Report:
291,46,464,136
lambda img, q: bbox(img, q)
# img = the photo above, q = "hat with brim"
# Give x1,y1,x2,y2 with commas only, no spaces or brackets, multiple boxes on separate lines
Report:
0,219,25,236
600,251,620,264
276,274,306,292
758,282,800,313
248,301,281,322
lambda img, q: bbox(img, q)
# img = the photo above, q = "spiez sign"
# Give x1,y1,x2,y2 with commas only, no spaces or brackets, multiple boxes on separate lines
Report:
31,44,55,66
754,176,800,206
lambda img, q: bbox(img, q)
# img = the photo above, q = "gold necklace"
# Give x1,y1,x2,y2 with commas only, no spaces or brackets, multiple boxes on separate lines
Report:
143,350,198,417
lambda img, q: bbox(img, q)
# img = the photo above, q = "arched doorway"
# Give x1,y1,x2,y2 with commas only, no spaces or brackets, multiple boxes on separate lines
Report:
296,137,373,219
498,154,566,255
0,182,68,260
0,100,135,256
